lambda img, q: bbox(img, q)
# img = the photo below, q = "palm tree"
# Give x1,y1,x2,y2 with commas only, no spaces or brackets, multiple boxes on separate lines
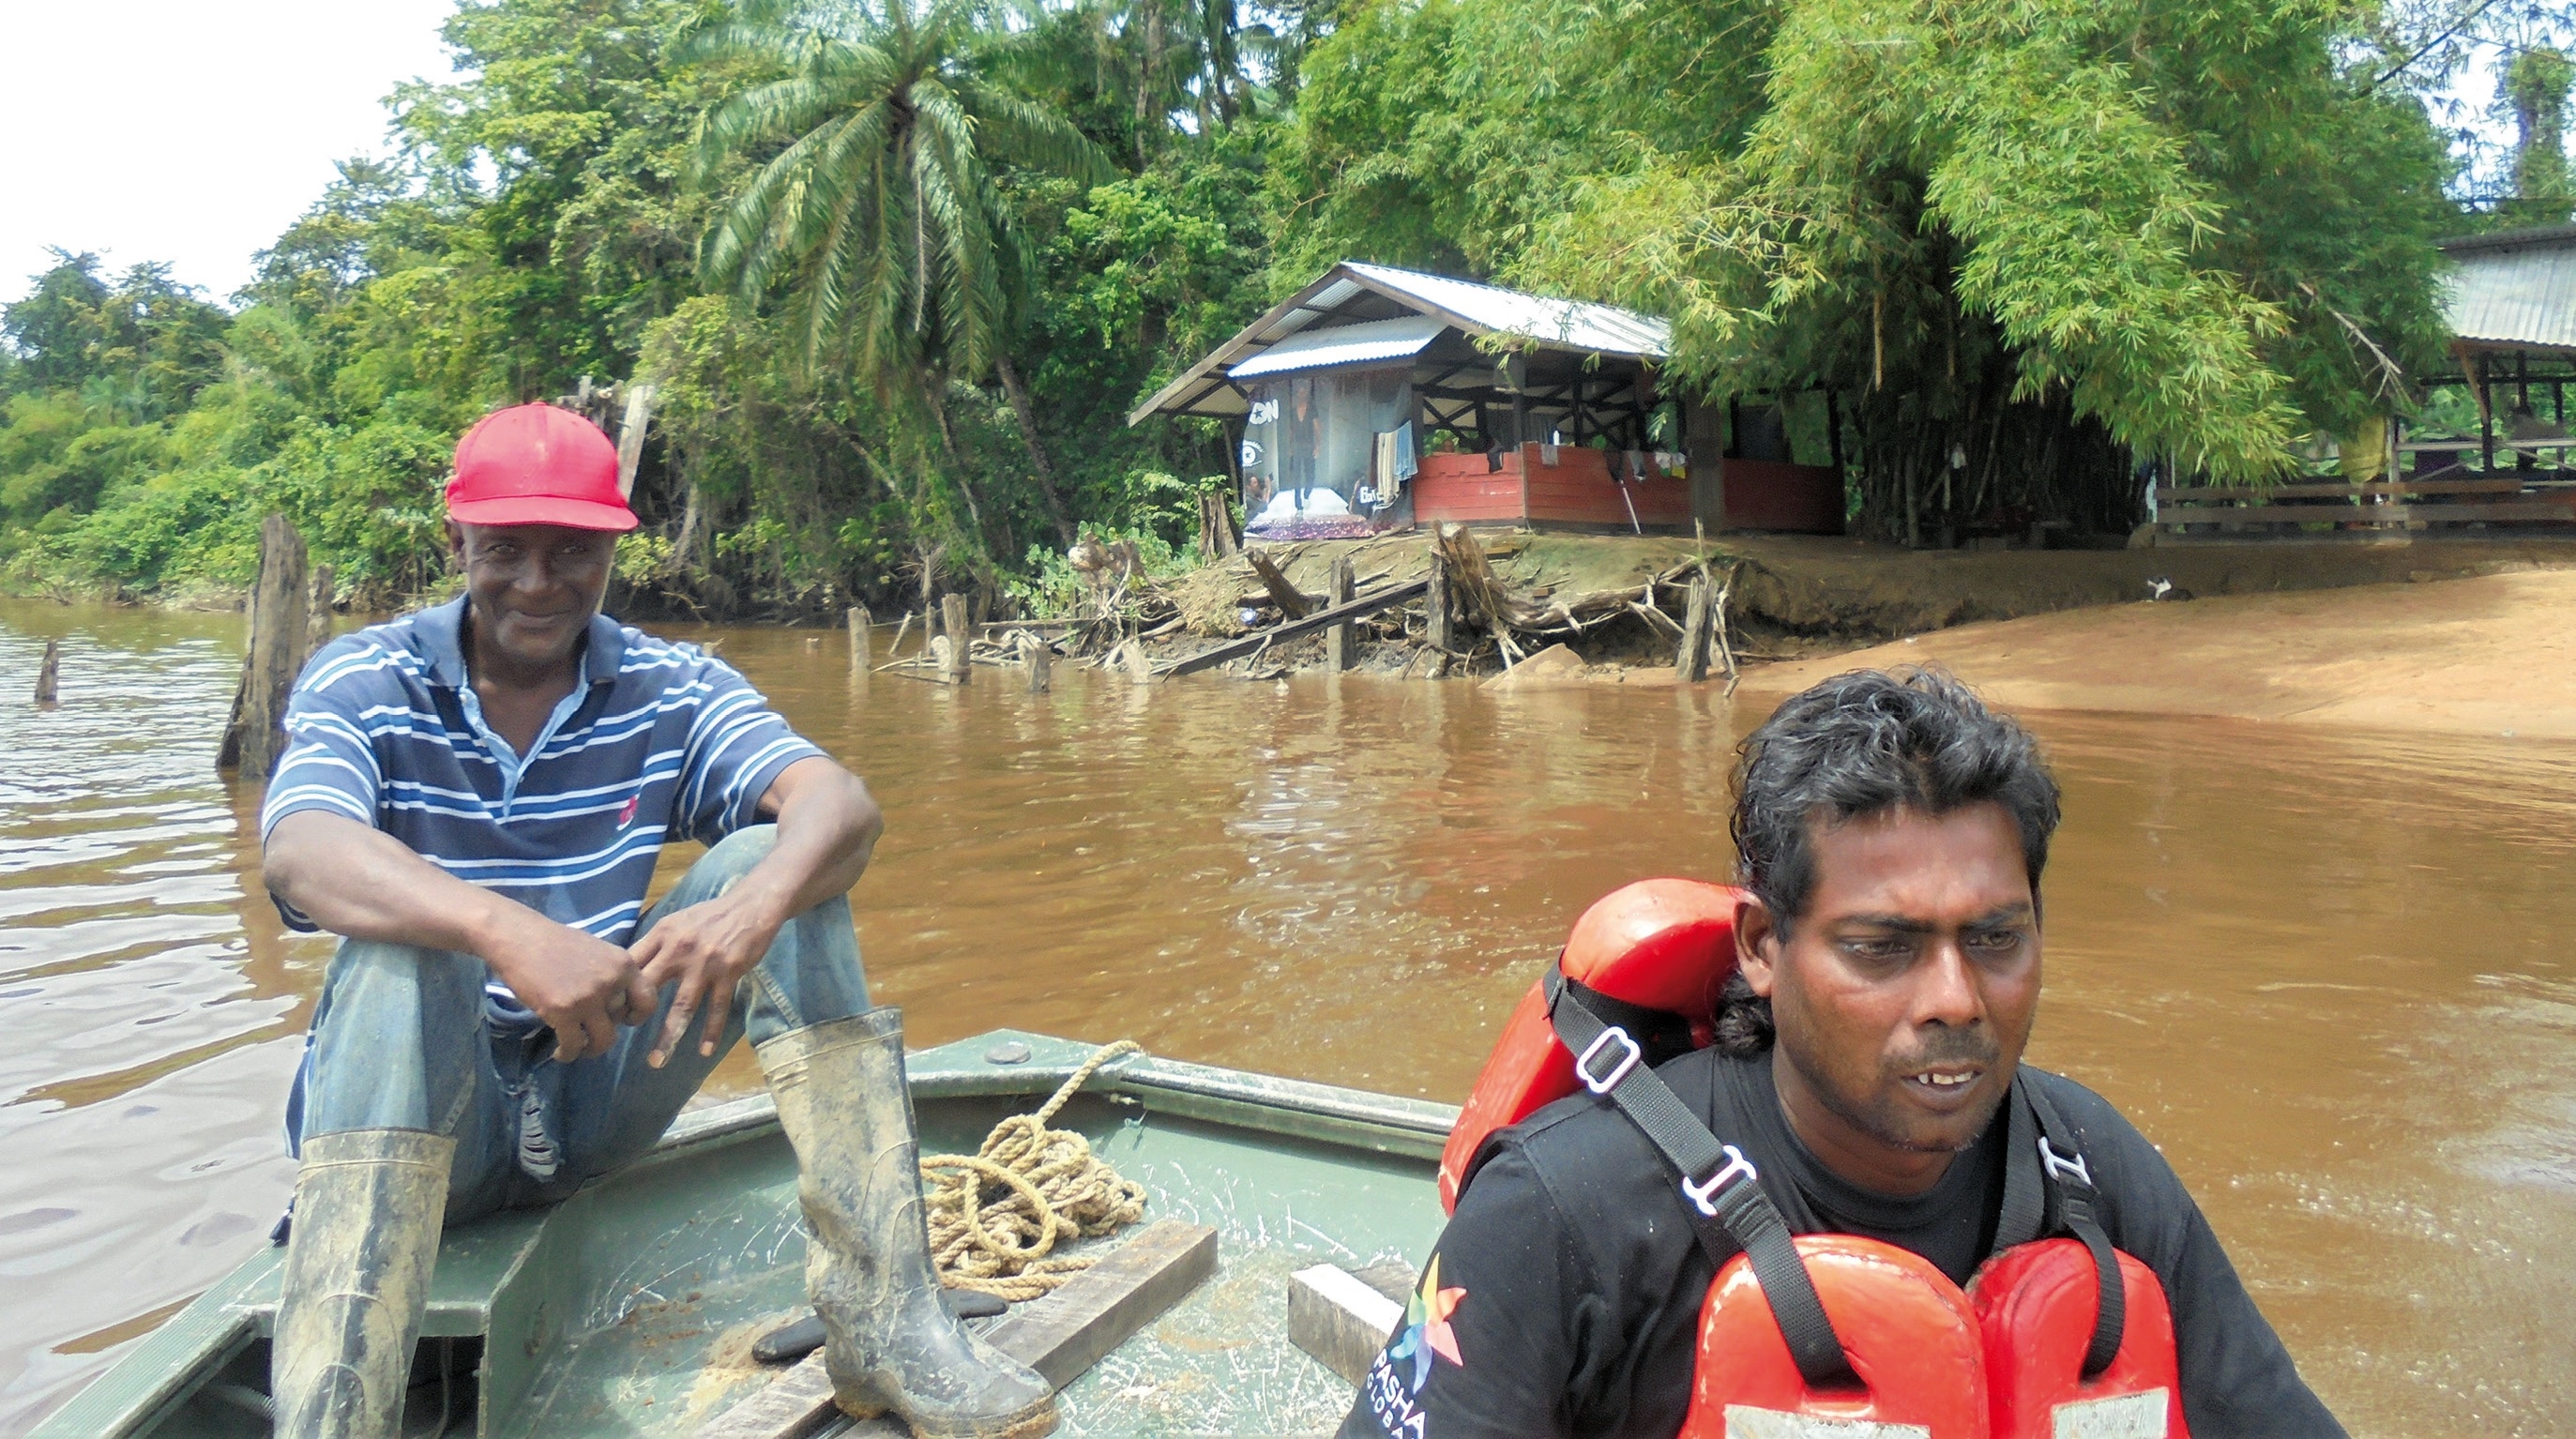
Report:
688,0,1110,543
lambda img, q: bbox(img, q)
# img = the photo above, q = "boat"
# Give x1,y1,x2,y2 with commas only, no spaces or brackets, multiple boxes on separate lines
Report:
35,1030,1455,1438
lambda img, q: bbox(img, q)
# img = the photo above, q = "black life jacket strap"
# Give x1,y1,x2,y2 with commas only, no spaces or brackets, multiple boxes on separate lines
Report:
2022,1078,2127,1379
1542,963,1856,1390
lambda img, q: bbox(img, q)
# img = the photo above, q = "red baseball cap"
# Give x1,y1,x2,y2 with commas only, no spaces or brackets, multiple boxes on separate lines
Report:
446,402,640,531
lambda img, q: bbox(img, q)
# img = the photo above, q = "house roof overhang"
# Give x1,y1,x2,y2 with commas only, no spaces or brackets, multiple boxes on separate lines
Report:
1125,262,1671,426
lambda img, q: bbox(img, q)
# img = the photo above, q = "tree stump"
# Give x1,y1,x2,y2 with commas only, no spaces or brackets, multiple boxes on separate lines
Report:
1326,553,1356,671
939,594,972,686
35,639,60,705
848,606,871,667
1676,576,1713,683
219,514,311,780
1025,635,1053,694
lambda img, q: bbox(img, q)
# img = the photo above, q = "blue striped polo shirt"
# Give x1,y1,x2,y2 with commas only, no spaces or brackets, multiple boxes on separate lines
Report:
261,598,826,1004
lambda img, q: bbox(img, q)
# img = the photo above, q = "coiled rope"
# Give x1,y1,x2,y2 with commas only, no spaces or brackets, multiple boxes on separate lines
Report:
920,1040,1149,1301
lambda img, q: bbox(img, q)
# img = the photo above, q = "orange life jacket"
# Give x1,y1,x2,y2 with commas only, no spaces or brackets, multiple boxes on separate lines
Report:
1447,879,2191,1439
1438,876,1743,1210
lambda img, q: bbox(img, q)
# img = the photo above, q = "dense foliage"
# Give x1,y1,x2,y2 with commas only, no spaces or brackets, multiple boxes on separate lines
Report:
0,0,2562,601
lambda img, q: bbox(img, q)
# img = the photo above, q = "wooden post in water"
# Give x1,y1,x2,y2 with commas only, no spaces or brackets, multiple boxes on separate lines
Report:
305,564,335,668
219,514,311,780
1426,542,1455,654
847,606,871,667
1025,635,1053,694
940,594,972,686
1325,553,1356,672
1676,576,1713,683
35,640,60,705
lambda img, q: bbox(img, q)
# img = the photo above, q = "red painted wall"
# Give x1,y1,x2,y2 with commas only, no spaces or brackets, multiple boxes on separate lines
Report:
1414,446,1693,531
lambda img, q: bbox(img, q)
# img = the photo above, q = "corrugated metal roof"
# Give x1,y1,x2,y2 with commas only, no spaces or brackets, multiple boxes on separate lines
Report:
2440,225,2576,355
1126,262,1673,424
1226,314,1447,379
1342,263,1670,359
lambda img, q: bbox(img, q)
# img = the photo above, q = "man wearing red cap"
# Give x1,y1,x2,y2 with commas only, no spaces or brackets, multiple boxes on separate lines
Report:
257,404,1054,1439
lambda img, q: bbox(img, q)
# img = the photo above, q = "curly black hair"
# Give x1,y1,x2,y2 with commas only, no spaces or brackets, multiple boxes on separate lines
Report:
1715,667,2060,1057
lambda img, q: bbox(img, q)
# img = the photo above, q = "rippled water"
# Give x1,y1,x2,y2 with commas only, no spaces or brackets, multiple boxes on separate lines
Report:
4,598,2573,1435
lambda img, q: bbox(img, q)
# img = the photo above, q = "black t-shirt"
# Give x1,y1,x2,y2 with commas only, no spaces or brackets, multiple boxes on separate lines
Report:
1340,1049,2345,1438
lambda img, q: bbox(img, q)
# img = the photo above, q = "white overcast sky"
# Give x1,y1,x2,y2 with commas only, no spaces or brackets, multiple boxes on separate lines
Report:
0,0,460,305
0,3,2537,311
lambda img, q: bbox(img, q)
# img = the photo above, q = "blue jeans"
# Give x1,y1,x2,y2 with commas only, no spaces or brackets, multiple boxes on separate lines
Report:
289,826,872,1223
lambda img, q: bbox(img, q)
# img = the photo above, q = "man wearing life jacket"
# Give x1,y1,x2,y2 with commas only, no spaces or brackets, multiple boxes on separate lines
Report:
1340,669,2343,1438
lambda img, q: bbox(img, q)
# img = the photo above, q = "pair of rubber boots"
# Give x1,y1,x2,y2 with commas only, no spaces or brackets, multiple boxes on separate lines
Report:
270,1007,1055,1438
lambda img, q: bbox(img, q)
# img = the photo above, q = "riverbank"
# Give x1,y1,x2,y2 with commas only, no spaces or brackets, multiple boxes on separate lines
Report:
1140,531,2576,683
1736,566,2576,738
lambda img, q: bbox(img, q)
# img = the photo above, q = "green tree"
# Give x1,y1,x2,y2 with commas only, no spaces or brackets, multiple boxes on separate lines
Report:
2505,47,2573,222
1279,0,2459,538
687,0,1113,545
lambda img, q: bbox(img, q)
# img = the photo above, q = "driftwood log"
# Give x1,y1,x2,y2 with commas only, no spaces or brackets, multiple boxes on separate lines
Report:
1243,549,1317,620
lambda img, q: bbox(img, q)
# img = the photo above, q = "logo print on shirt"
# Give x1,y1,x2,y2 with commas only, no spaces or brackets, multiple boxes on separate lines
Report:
616,794,639,827
1388,1254,1467,1392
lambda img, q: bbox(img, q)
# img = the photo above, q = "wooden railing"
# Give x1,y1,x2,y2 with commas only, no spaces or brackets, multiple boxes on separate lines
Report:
2155,434,2576,538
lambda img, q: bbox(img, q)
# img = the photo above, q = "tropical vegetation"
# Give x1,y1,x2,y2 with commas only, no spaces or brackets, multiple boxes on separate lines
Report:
1,0,2568,610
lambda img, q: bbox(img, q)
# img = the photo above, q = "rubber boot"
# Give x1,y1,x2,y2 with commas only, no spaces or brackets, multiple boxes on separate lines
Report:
269,1128,455,1438
756,1008,1057,1439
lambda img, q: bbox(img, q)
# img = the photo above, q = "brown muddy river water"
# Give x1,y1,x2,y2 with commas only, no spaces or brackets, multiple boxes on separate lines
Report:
3,597,2572,1435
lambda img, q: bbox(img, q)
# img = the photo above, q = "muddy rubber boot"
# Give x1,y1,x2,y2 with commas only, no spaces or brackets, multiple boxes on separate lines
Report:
269,1128,455,1439
756,1008,1057,1439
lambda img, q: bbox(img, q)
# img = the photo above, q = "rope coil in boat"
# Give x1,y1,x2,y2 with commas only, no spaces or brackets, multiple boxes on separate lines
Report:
920,1039,1149,1301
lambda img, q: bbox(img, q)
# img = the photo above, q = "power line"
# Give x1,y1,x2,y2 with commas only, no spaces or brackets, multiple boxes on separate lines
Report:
2371,0,2509,93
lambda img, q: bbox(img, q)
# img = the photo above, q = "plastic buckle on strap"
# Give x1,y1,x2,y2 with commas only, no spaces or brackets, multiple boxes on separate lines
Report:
1575,1026,1644,1095
2038,1136,2093,1189
1681,1144,1760,1218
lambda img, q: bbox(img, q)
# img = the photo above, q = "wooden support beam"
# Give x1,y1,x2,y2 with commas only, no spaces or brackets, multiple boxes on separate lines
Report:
1325,553,1356,672
1157,580,1432,679
694,1221,1218,1439
1427,548,1455,654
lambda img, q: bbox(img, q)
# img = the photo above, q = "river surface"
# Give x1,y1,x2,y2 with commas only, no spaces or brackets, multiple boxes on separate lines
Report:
3,597,2573,1436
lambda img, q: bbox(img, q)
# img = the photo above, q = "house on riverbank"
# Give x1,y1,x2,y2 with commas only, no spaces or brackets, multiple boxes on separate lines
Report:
2153,223,2576,542
1127,262,1844,540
